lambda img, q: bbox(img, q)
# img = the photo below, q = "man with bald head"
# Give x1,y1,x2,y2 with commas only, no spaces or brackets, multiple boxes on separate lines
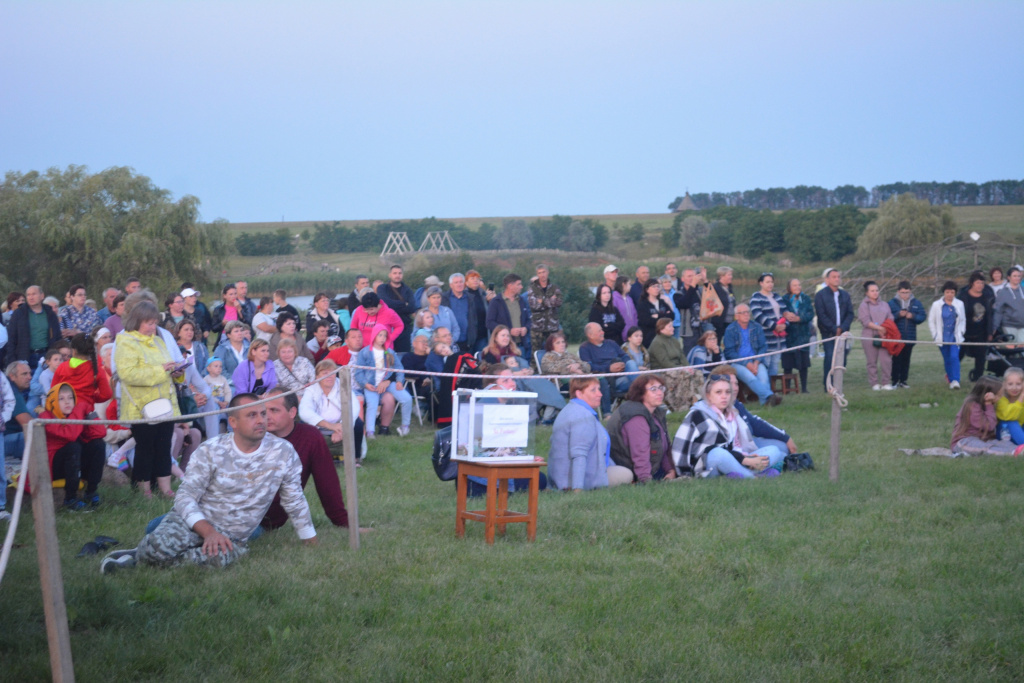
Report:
629,265,650,305
578,322,639,413
7,286,62,371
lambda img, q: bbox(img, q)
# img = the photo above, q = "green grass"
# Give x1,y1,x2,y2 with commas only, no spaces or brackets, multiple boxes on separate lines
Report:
3,348,1022,680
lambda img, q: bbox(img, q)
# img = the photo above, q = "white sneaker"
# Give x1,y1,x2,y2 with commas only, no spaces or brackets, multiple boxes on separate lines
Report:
397,425,410,437
881,384,895,391
950,381,961,390
0,510,11,522
872,384,881,391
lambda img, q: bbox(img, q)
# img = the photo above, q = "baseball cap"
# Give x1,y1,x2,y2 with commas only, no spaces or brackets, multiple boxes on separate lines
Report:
181,287,200,297
603,265,619,275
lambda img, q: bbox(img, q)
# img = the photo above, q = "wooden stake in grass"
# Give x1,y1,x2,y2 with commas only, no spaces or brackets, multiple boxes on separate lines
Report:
339,366,360,551
828,335,845,483
27,421,76,682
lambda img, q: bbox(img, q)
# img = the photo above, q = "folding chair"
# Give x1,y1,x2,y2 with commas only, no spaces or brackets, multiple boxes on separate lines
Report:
404,377,427,426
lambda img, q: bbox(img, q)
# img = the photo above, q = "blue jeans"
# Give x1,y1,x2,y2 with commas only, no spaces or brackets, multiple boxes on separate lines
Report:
754,437,789,469
0,433,6,511
364,382,413,433
465,472,548,497
4,432,25,461
705,445,784,478
731,362,773,404
821,338,850,390
598,359,640,413
940,343,960,383
763,349,781,377
997,420,1024,445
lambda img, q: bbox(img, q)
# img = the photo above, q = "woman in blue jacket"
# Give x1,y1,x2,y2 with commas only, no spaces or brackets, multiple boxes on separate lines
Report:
887,280,927,388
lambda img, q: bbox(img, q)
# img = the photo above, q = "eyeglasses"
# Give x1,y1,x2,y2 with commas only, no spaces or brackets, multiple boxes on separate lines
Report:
708,374,731,382
761,272,774,278
646,385,666,393
736,310,751,315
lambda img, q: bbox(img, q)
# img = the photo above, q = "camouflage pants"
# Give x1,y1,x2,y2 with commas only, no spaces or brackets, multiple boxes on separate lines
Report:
662,368,704,413
137,511,248,568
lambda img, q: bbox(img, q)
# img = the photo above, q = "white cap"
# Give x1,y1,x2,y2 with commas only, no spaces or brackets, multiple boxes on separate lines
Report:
181,287,200,297
603,265,619,275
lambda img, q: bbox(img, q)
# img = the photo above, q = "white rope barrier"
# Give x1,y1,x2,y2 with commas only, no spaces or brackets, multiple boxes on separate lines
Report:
0,425,33,587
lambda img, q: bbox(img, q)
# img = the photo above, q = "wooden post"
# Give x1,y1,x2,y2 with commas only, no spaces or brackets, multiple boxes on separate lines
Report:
338,366,360,550
828,336,844,483
27,421,76,682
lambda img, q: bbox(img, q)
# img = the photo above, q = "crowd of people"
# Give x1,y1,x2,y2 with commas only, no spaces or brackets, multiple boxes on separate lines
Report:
2,260,1022,552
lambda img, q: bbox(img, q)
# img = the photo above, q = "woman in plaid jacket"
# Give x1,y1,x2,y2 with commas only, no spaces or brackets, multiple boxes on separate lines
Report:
671,374,785,479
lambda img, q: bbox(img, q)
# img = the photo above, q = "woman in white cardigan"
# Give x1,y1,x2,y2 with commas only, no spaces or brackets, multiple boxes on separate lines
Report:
298,359,365,461
927,280,967,389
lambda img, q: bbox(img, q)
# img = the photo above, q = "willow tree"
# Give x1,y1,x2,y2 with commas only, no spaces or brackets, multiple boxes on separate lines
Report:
0,165,230,294
856,193,956,258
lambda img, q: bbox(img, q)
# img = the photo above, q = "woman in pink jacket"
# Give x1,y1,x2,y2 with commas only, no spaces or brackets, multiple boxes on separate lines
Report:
349,292,404,350
858,280,895,391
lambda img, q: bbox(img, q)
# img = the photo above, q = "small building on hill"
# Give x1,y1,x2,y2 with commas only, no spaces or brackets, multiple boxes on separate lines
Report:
672,192,697,213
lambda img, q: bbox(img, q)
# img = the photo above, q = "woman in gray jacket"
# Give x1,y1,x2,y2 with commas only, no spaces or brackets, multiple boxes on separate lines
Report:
993,267,1024,342
548,377,632,490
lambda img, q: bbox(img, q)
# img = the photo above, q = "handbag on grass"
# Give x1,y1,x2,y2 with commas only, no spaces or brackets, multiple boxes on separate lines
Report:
783,452,814,472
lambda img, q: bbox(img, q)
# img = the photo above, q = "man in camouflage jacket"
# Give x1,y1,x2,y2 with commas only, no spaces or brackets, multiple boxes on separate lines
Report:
528,264,564,358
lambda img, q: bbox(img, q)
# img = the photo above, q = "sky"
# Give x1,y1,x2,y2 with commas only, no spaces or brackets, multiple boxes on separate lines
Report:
2,0,1022,223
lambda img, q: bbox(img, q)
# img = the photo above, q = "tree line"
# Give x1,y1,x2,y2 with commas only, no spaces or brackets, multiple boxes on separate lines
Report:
309,215,609,254
669,179,1024,211
0,165,230,295
664,194,958,264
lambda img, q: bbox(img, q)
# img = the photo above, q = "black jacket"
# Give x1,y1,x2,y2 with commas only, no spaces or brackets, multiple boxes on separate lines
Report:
7,305,61,361
442,289,485,350
813,286,854,336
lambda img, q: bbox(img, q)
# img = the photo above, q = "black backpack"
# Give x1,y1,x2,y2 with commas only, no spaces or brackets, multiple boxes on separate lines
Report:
431,426,458,481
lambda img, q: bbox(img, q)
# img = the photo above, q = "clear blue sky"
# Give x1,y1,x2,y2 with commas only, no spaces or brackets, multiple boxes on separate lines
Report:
2,1,1021,223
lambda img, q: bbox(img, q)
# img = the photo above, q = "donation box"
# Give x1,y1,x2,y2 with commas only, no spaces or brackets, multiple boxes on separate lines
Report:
450,388,537,462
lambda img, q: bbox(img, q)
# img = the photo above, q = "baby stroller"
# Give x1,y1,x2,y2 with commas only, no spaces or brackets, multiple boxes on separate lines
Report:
984,333,1024,379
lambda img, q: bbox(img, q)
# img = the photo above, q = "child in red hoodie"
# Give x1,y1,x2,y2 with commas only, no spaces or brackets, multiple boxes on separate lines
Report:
51,333,112,446
40,383,106,510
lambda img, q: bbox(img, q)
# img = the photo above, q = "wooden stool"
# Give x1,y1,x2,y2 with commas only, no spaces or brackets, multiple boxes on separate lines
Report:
771,374,799,395
455,460,544,544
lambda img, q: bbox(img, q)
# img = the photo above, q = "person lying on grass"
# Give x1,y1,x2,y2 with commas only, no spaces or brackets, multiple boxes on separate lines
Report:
671,374,785,479
100,393,317,574
953,375,1022,456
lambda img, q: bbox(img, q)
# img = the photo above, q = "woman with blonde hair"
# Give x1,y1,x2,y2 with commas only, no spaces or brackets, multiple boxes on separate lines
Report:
273,337,315,399
231,338,277,396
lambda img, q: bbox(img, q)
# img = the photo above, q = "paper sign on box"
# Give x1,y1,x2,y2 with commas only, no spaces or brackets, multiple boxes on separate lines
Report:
480,405,530,448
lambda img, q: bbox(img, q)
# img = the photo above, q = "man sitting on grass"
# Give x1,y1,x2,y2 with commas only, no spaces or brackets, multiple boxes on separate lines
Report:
100,393,317,574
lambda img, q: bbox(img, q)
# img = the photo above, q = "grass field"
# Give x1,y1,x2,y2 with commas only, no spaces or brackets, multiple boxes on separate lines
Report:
2,346,1023,680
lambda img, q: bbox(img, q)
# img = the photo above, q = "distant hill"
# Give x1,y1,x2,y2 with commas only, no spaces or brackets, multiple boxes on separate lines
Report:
669,180,1024,212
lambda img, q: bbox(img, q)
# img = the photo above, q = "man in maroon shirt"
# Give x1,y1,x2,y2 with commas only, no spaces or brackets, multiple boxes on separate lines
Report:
261,388,349,530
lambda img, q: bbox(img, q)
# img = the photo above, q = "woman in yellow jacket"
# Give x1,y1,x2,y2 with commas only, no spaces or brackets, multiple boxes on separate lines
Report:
114,300,182,499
